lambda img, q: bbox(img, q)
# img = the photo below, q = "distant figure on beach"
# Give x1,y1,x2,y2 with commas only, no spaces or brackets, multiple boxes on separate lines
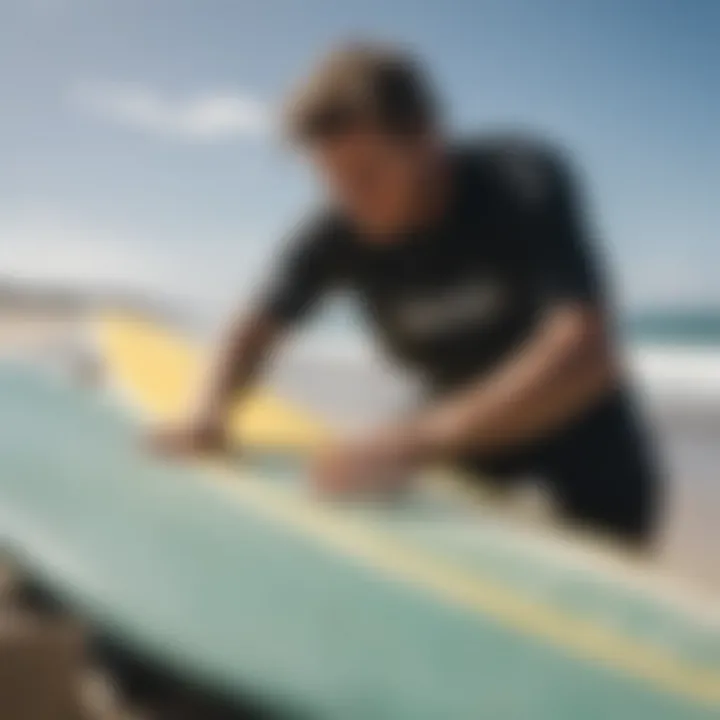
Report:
151,43,661,548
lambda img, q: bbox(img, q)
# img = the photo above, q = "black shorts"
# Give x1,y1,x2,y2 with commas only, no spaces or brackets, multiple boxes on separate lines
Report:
457,391,662,548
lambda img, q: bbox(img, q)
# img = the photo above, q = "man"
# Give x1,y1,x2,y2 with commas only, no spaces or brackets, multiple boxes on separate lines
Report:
153,43,660,547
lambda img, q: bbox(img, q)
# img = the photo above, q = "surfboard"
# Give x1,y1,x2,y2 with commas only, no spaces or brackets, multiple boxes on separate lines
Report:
95,312,330,451
0,313,717,719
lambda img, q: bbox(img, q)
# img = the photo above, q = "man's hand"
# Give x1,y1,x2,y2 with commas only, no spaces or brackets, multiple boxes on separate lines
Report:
310,425,424,499
147,312,279,459
148,416,229,457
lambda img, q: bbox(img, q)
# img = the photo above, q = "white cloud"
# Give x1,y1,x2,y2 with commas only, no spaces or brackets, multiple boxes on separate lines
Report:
70,81,271,141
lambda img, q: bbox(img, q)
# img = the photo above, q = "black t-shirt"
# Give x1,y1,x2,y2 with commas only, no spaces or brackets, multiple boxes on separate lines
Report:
259,136,606,391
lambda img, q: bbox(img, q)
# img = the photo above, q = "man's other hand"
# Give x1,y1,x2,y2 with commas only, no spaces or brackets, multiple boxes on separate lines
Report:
147,417,229,458
310,426,423,499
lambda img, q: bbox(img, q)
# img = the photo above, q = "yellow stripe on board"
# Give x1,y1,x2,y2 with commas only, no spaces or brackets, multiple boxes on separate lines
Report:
94,312,720,708
204,464,720,707
96,312,329,450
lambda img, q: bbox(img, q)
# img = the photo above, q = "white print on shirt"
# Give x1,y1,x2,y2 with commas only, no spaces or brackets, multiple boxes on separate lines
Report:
391,278,508,339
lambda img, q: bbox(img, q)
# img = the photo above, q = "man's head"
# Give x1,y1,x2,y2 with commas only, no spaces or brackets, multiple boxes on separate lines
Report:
285,43,444,238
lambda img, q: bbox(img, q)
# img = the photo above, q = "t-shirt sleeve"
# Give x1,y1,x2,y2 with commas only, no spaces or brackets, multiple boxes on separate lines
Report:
499,142,606,307
255,213,345,325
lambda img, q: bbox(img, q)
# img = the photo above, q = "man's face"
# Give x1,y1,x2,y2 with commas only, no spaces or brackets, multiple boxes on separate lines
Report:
309,129,434,239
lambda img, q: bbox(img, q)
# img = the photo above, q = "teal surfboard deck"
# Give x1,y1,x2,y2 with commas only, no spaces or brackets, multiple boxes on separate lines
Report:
0,365,718,720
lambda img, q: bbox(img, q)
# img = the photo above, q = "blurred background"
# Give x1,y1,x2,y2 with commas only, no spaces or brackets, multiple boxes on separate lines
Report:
0,1,718,717
2,0,717,315
2,0,718,578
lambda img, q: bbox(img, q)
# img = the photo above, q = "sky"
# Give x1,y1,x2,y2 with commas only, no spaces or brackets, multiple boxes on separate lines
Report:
1,0,718,323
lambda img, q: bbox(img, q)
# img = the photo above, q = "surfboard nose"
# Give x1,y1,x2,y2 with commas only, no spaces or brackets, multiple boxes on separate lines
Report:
94,312,331,451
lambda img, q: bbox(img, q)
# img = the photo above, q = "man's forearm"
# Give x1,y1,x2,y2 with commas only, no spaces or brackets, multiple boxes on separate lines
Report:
411,307,619,458
191,312,280,425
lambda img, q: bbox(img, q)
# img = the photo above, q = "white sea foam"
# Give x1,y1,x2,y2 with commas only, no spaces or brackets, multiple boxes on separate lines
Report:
628,345,720,407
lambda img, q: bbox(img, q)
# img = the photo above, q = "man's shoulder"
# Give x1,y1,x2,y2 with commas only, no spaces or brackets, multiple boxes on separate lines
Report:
454,132,576,202
455,132,569,170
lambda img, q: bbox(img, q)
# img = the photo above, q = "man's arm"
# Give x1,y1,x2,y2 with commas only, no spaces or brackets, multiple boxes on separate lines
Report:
149,310,281,455
311,303,618,497
152,214,342,455
411,142,617,459
189,311,281,431
407,304,618,459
